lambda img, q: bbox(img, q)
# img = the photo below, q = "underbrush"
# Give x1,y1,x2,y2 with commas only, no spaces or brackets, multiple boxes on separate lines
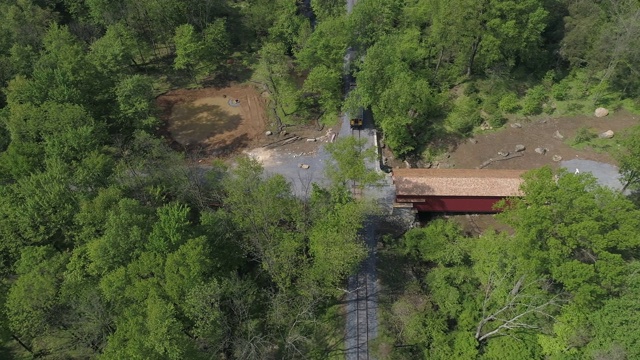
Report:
567,126,621,154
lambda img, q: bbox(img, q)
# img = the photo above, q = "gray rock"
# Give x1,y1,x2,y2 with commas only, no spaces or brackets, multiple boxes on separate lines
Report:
552,155,563,162
498,151,510,157
535,147,547,155
265,130,273,136
553,130,564,140
515,144,526,152
480,122,493,131
595,107,609,117
469,138,478,144
598,130,614,139
306,138,317,142
299,163,310,169
510,122,522,128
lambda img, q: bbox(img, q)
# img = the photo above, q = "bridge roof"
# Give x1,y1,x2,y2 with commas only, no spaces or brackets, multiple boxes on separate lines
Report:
393,169,526,197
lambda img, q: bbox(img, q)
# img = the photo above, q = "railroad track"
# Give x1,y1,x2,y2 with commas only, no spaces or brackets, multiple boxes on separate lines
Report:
353,265,371,360
351,128,363,198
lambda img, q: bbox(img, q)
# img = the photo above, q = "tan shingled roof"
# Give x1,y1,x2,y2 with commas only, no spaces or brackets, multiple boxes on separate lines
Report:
393,169,526,197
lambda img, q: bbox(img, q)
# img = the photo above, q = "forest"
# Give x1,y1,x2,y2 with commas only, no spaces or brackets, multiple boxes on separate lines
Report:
1,0,640,359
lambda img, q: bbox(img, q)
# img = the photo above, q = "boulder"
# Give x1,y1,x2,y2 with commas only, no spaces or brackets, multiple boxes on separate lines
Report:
599,130,614,139
265,130,272,136
299,164,310,169
515,144,526,152
552,155,562,162
498,151,510,157
469,138,478,144
535,147,547,155
510,122,522,128
306,138,317,142
553,130,564,140
595,107,609,117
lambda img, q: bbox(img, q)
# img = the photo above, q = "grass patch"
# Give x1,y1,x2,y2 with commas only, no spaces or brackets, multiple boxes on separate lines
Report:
618,98,640,115
571,126,598,146
567,127,620,153
553,99,592,116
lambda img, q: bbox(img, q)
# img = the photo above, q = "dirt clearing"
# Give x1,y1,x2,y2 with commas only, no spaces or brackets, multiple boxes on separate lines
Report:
445,110,640,170
157,84,268,157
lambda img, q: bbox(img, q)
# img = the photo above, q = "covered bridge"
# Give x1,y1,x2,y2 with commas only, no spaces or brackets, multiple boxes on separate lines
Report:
393,169,526,213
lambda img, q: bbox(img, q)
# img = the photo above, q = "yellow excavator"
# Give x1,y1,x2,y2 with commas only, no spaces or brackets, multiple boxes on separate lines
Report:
350,107,364,130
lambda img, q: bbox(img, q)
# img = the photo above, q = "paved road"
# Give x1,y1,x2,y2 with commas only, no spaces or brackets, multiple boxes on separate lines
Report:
561,159,629,194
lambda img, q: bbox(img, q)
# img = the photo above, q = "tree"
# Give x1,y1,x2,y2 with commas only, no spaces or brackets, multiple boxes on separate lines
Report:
584,263,640,359
88,22,140,74
86,198,152,276
348,0,403,49
174,23,204,73
255,42,298,126
222,157,306,290
345,27,444,158
561,0,640,98
499,168,640,306
202,18,230,67
424,0,548,76
324,136,382,188
617,125,640,192
400,221,553,359
173,20,230,81
305,188,368,293
300,65,343,124
114,74,158,131
311,0,345,21
5,246,69,351
295,16,347,72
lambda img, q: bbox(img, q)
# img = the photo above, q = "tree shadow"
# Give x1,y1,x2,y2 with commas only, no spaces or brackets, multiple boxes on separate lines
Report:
201,60,257,89
627,189,640,207
208,133,250,157
374,216,417,303
168,102,243,146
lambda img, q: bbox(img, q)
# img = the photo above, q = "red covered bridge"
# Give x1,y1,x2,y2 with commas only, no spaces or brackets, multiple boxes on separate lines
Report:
393,169,526,213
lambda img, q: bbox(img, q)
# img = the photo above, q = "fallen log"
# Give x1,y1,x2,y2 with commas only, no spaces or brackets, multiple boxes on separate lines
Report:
263,135,297,148
476,152,524,169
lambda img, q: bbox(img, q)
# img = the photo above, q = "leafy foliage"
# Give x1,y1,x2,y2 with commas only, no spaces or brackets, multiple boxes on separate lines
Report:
1,0,640,358
382,168,640,359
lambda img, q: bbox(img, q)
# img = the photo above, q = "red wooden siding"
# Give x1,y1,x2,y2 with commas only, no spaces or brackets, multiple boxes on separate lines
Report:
400,196,507,213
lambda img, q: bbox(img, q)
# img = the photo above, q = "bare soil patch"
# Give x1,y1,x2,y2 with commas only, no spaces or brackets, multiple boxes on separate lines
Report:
446,110,640,170
157,84,268,157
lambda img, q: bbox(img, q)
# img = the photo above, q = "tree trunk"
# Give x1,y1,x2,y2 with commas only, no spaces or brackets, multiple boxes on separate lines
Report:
12,334,33,354
467,36,482,77
434,48,444,77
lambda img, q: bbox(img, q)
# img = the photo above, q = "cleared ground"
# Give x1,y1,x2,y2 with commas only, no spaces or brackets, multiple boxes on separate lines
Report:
448,110,639,170
157,84,268,157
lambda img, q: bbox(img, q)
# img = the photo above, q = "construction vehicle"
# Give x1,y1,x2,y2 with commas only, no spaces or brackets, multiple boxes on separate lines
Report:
350,107,364,130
